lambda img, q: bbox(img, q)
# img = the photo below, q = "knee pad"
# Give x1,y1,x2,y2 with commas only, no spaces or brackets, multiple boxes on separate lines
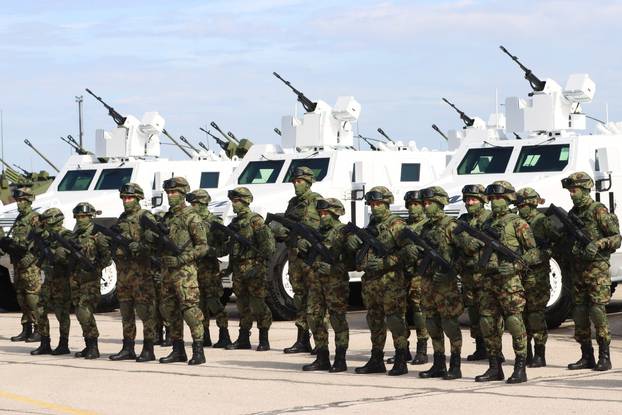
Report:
505,314,526,337
76,306,91,323
386,313,406,334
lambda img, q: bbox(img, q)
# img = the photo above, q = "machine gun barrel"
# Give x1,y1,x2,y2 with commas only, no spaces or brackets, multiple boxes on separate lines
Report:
23,139,60,172
198,141,210,152
179,135,200,154
499,45,546,92
431,124,449,141
85,88,127,126
442,97,475,127
273,128,282,136
272,72,317,113
200,127,231,154
210,122,238,144
67,135,94,156
356,134,379,151
12,164,30,175
376,128,395,144
227,131,240,144
161,129,193,159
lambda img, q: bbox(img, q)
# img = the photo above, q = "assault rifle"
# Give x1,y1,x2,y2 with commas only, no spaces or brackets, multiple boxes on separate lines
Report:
545,204,606,260
453,220,527,268
341,222,388,266
49,231,95,272
0,236,28,258
27,230,56,265
273,72,317,113
499,45,546,92
139,215,185,256
209,222,265,258
93,223,161,267
265,213,334,265
400,228,454,276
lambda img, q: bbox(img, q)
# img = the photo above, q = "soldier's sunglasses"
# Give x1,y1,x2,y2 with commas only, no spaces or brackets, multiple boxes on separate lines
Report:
316,199,333,210
163,178,182,190
421,188,438,199
11,189,30,199
72,204,94,215
462,184,483,195
561,178,582,189
364,191,385,203
485,184,510,195
119,183,140,194
404,190,422,202
186,193,198,203
227,190,244,200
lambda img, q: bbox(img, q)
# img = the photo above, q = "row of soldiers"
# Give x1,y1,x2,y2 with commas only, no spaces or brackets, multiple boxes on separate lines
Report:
3,168,619,384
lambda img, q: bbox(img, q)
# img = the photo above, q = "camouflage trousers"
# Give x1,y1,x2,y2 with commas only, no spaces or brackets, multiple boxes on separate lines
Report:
14,265,42,326
461,269,484,340
160,265,204,342
117,265,157,341
421,275,464,354
406,274,428,342
307,271,349,350
289,253,313,332
37,275,71,338
198,264,228,330
522,264,551,346
232,260,272,330
480,273,527,357
152,272,168,331
70,276,101,338
572,260,611,343
361,272,409,350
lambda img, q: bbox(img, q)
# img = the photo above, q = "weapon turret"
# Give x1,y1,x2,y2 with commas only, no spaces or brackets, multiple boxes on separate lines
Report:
273,72,317,113
431,124,448,141
376,128,395,144
442,98,476,128
499,46,546,93
23,139,60,172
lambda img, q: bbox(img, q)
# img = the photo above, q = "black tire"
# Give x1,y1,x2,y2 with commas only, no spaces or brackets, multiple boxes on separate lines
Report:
97,261,119,312
0,267,19,311
266,244,296,320
545,258,574,329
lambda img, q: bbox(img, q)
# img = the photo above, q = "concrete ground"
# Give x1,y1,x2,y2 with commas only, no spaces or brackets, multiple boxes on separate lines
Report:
1,292,622,415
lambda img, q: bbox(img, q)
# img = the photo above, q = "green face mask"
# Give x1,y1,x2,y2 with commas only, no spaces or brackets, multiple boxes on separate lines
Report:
232,200,246,214
408,203,424,218
490,198,508,215
320,213,336,227
75,217,91,231
465,200,483,215
570,188,591,207
16,200,31,214
424,201,443,218
167,193,184,208
123,199,140,212
294,181,310,196
518,205,533,219
370,203,389,218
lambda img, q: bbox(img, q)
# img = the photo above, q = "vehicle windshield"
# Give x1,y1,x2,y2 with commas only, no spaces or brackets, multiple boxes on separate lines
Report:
57,169,96,191
238,160,285,184
282,158,330,182
200,172,219,188
457,147,513,175
513,144,570,173
94,168,133,190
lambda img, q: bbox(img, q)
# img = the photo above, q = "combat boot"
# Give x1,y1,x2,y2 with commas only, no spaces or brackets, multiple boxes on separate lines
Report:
188,340,206,365
467,337,488,361
225,329,252,350
212,327,232,348
568,342,596,370
411,339,428,365
203,328,212,347
475,355,504,382
444,353,462,380
51,337,70,355
30,336,53,355
387,342,412,364
74,338,88,358
388,348,408,376
256,328,270,351
530,344,546,368
418,352,447,378
284,327,312,354
355,348,386,374
526,338,533,366
506,355,527,384
303,347,331,371
161,327,172,347
159,339,188,363
11,323,32,342
26,328,41,343
594,337,612,371
330,347,347,373
136,340,156,362
109,338,136,361
84,337,100,360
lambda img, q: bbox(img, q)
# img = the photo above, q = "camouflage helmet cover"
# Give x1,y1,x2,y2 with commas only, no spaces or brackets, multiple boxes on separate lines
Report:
163,176,190,194
486,180,516,201
422,186,449,206
119,182,144,199
516,187,544,206
562,171,594,190
365,186,394,205
292,166,316,184
461,184,487,203
187,189,212,205
316,197,345,217
40,207,64,225
228,186,253,204
12,187,35,202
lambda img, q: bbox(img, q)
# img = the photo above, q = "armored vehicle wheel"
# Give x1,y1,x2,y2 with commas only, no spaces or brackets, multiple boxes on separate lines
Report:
266,244,296,320
97,261,119,312
545,258,573,329
0,267,19,311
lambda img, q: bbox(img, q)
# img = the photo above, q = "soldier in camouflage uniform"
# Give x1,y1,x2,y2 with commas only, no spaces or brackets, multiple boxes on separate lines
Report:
348,186,412,376
224,187,275,351
157,177,207,365
30,208,72,356
475,181,540,384
187,189,231,349
453,184,491,361
278,166,323,354
516,187,556,368
70,202,112,359
109,183,159,362
302,198,351,372
152,211,171,347
5,187,42,343
415,186,464,380
562,172,621,372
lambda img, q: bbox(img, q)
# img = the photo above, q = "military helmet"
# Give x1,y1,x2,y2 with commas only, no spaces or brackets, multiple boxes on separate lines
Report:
485,180,516,201
516,187,544,206
119,182,144,200
316,197,345,217
163,176,190,194
12,187,35,202
561,171,594,190
404,190,423,205
365,186,394,205
40,207,64,225
421,186,449,206
292,166,316,184
72,202,99,217
228,186,253,204
186,189,211,205
461,184,487,203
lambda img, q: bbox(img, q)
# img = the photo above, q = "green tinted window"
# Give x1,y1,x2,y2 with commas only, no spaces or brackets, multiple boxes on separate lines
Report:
238,160,285,184
513,144,570,173
282,158,330,183
57,170,96,191
457,147,513,174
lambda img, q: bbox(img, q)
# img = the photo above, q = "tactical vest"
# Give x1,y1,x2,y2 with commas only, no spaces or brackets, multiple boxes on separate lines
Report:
285,191,322,228
422,214,456,265
483,212,524,256
163,206,196,256
229,211,263,261
571,201,612,243
367,213,403,255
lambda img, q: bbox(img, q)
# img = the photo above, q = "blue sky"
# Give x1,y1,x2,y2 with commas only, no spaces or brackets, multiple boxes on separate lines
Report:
1,0,621,171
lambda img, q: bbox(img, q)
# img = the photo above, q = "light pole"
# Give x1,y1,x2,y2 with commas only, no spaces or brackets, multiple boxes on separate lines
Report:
75,95,84,147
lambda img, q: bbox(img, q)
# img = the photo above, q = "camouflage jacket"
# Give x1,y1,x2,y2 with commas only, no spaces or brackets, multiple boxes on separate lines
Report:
9,209,40,266
72,222,112,279
280,190,323,248
522,209,556,270
195,207,227,272
228,208,275,271
454,209,491,271
569,199,621,262
419,213,458,278
318,221,352,276
362,213,409,278
39,226,73,277
482,211,539,273
403,214,428,277
161,205,208,268
115,207,157,268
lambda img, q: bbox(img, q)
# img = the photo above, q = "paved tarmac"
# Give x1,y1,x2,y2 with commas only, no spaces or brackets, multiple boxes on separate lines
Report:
1,292,622,415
